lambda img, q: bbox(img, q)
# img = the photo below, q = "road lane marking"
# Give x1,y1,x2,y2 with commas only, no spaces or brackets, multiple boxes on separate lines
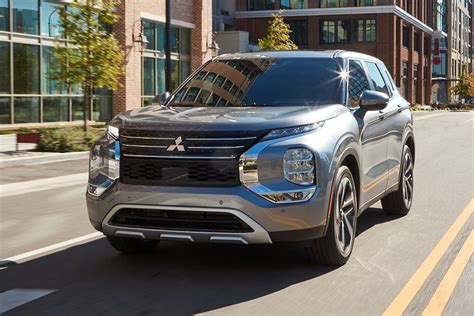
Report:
464,118,474,123
0,288,56,314
422,230,474,316
0,173,88,198
0,232,104,266
383,199,474,316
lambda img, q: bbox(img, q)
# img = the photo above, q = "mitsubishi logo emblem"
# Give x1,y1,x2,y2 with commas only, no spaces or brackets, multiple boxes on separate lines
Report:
167,136,185,152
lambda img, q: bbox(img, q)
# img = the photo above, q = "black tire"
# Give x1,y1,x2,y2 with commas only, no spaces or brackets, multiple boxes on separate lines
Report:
381,145,414,216
308,165,358,266
107,236,159,254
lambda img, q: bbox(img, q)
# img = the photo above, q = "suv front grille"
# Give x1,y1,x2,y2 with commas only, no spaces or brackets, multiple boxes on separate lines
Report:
119,129,263,187
111,208,254,233
121,157,239,186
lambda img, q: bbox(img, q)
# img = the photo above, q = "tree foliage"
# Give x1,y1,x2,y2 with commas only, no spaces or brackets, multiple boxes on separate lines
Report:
450,64,473,100
258,13,298,51
52,0,124,131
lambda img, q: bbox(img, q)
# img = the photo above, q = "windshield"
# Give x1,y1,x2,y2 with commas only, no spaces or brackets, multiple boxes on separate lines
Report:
170,57,345,107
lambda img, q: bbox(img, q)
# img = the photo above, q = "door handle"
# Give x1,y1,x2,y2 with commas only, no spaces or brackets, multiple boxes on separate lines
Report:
379,110,385,120
397,105,403,113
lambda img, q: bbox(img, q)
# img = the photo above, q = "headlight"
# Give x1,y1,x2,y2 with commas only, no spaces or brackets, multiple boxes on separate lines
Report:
88,130,120,197
262,121,324,141
284,148,315,185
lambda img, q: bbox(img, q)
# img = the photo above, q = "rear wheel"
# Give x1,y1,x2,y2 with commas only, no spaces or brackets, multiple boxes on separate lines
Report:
107,236,159,254
308,165,357,266
381,145,414,216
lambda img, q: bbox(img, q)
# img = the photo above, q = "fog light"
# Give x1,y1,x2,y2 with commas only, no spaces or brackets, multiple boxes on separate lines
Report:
284,148,315,185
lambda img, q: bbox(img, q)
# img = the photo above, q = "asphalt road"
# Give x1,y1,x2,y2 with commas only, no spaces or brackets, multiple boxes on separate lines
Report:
0,111,473,315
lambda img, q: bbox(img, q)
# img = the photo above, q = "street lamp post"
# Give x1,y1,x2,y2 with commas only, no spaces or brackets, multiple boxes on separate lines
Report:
165,0,171,93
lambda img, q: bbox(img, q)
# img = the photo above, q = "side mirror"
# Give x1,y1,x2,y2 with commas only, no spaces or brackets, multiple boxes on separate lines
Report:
151,92,171,105
359,90,389,111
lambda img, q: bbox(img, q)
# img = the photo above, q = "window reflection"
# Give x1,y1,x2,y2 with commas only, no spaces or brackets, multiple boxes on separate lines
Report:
175,57,344,107
42,46,67,94
41,0,63,37
14,44,39,94
0,97,10,124
0,42,10,94
43,97,68,122
13,0,39,35
0,0,8,31
14,97,39,123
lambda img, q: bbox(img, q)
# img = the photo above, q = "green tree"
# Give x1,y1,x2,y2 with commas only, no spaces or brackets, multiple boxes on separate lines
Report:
450,64,473,101
258,13,298,51
53,0,124,131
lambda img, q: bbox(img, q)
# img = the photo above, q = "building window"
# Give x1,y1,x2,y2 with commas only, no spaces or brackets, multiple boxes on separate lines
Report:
43,97,69,122
356,19,376,42
401,61,408,98
42,46,67,94
413,64,418,101
143,21,156,51
320,20,350,44
247,0,275,10
281,0,308,9
143,57,155,96
41,0,63,37
288,20,308,46
359,0,377,5
320,0,349,7
141,20,191,105
0,42,9,94
0,97,10,124
14,97,40,123
402,24,410,48
414,31,420,52
0,0,9,31
12,0,39,35
13,44,40,94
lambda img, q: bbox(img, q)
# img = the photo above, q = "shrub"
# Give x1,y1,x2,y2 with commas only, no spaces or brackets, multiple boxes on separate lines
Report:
36,127,105,152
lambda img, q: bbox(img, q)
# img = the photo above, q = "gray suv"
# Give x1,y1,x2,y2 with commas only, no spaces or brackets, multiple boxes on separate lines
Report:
87,50,415,265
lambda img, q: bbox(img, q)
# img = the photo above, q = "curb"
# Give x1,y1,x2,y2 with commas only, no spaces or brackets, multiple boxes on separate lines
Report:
0,152,89,168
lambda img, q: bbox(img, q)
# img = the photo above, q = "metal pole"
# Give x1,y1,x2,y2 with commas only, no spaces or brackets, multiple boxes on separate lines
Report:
165,0,171,92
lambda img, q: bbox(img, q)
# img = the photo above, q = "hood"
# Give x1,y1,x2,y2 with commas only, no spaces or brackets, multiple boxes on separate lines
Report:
111,105,342,133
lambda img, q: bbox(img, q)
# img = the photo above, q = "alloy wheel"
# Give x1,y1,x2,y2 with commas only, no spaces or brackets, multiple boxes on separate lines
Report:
334,176,356,256
402,151,414,209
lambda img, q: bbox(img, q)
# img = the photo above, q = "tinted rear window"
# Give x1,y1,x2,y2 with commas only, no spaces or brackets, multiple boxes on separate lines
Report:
170,57,344,107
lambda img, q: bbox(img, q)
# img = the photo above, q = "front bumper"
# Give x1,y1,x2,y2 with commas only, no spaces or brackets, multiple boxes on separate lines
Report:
87,181,331,244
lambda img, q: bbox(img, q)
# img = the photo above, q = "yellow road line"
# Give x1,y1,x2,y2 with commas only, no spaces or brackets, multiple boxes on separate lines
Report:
422,230,474,316
383,199,474,316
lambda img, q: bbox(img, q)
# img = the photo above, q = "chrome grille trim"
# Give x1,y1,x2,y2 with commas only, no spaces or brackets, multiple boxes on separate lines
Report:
187,146,245,149
122,144,167,148
123,153,236,160
121,135,175,140
186,137,257,141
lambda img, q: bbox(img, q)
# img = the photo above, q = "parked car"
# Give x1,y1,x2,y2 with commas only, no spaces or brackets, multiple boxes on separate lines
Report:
87,50,415,265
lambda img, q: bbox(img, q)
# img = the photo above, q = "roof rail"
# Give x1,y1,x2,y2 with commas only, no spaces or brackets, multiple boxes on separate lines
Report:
331,50,345,58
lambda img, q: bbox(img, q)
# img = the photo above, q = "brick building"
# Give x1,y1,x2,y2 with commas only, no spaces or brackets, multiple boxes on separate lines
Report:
234,0,436,105
0,0,212,127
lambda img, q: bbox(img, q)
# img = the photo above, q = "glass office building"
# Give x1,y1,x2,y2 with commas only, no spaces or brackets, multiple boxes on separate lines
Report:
0,0,113,125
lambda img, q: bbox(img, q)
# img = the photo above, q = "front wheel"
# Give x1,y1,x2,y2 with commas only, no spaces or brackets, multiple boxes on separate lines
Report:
107,236,159,254
308,165,357,266
381,145,414,216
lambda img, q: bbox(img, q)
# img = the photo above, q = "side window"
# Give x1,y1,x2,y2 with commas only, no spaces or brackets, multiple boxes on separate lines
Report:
365,62,389,95
378,64,396,93
348,60,371,106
